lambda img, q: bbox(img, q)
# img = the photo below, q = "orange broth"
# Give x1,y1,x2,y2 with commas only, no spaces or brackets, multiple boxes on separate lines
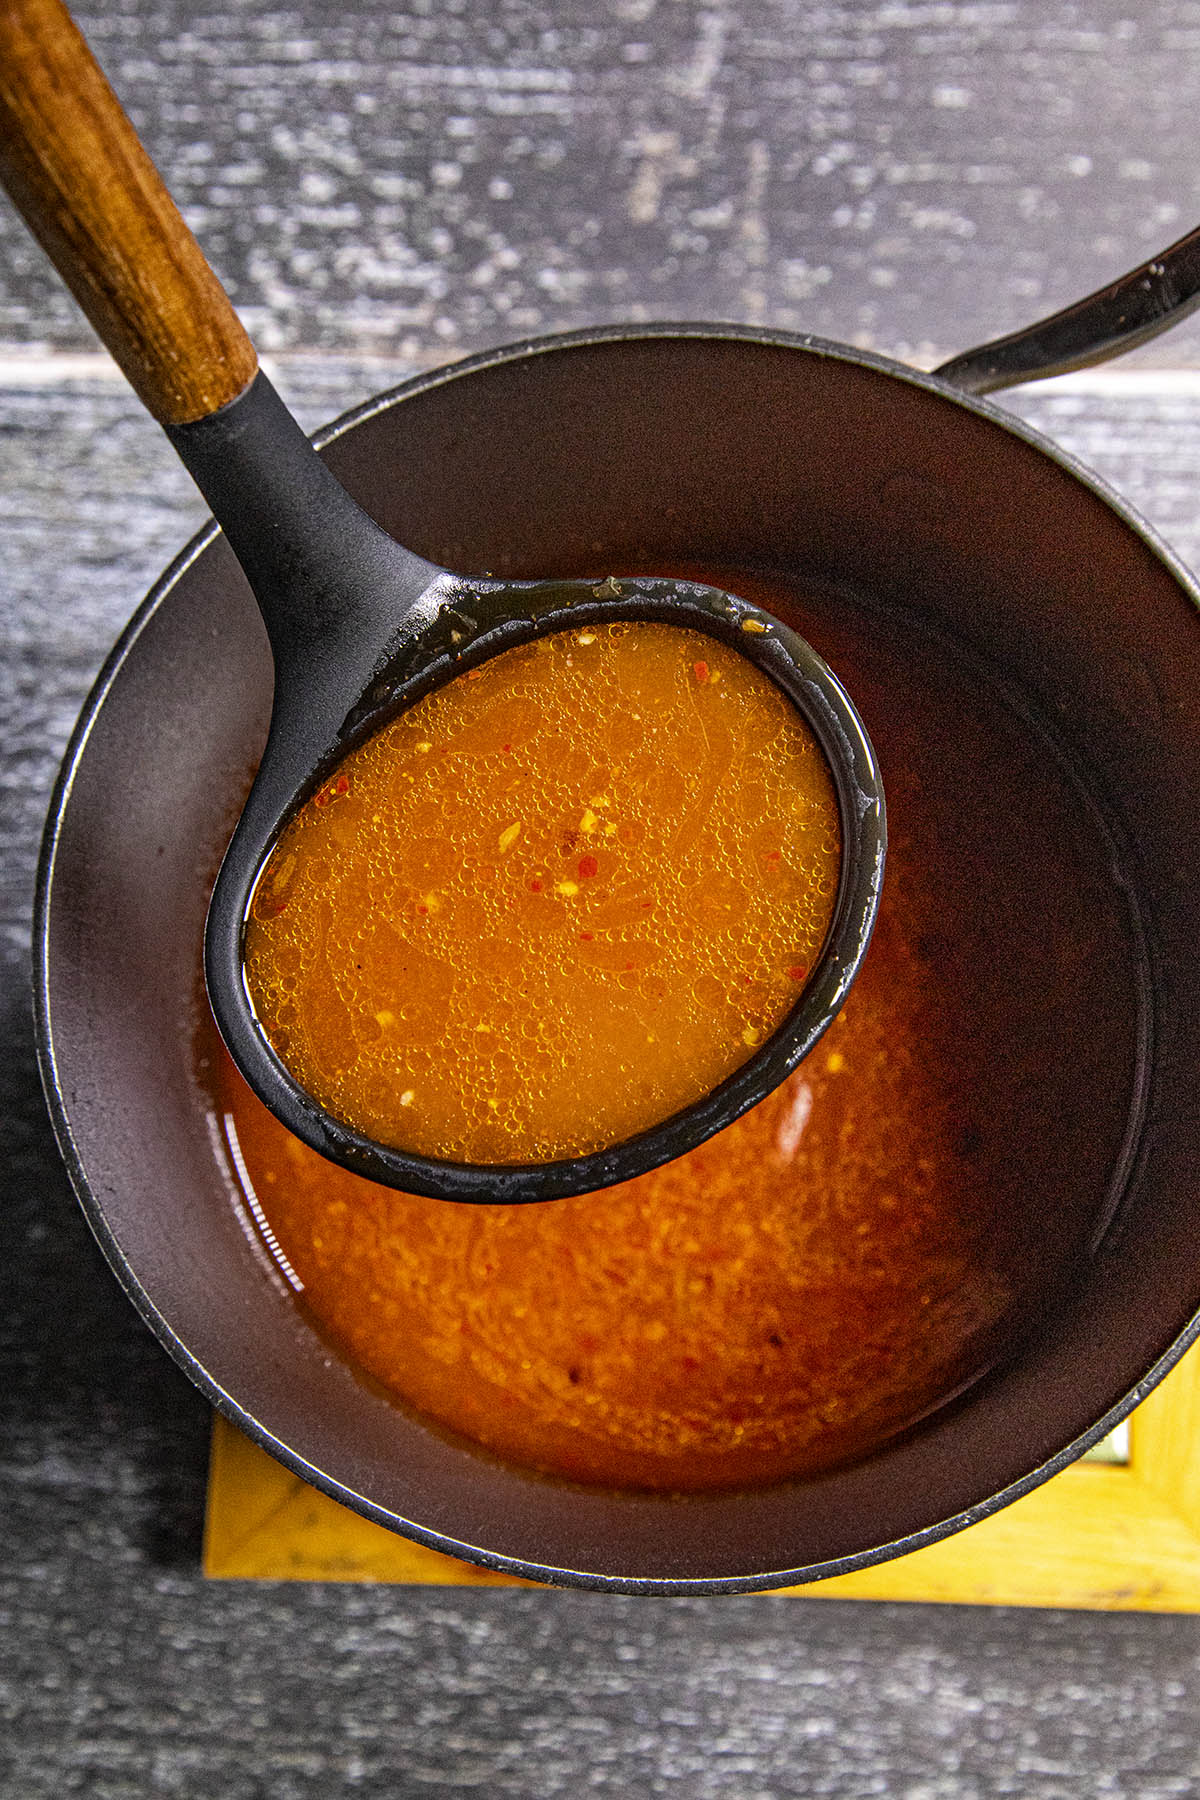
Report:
244,622,841,1164
205,571,1144,1493
210,932,1010,1491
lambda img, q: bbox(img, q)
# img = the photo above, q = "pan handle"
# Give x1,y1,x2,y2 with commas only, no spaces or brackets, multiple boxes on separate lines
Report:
0,0,258,425
934,224,1200,395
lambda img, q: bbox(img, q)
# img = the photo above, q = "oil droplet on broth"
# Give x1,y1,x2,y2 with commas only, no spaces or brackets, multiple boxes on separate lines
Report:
242,623,842,1163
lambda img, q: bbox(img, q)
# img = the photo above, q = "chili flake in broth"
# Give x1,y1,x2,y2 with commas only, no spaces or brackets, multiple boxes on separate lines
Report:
243,622,841,1164
206,565,1142,1494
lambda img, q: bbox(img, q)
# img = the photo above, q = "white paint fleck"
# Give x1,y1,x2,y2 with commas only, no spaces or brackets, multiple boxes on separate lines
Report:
690,198,734,228
370,173,419,201
381,61,572,93
899,203,975,236
627,130,684,224
677,8,728,100
299,170,338,202
781,258,833,299
739,139,771,321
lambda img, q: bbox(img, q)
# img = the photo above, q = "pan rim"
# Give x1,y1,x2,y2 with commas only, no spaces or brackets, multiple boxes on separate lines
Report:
32,319,1200,1593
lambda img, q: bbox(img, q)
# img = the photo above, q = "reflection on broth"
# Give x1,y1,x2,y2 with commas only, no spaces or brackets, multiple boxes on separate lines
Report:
204,574,1143,1493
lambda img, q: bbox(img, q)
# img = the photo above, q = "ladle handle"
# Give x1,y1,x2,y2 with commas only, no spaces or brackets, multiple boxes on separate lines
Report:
935,223,1200,395
0,0,257,424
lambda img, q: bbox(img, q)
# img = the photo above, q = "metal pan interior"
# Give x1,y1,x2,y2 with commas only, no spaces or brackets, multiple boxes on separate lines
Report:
35,327,1200,1591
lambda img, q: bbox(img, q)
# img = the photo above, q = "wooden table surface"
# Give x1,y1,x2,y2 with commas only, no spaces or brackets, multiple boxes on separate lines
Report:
4,3,1200,1795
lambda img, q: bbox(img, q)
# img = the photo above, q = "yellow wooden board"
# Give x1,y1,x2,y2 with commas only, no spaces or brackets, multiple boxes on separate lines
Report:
205,1340,1200,1609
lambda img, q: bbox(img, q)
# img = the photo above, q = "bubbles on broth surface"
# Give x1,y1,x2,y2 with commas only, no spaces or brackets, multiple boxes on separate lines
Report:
243,623,841,1162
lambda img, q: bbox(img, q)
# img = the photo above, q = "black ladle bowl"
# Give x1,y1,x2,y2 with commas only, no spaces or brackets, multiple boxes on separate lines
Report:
179,372,885,1202
2,0,885,1203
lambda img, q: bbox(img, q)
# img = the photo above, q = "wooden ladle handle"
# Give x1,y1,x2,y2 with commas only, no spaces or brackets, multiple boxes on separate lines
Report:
0,0,257,424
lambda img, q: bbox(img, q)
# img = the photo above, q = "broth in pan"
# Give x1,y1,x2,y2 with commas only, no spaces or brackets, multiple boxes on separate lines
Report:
206,573,1142,1492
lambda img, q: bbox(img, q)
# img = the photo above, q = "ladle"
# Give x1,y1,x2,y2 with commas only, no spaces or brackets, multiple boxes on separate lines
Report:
0,0,886,1202
10,2,1200,1208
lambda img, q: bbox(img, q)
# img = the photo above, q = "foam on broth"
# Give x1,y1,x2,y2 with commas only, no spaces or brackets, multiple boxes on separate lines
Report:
243,622,841,1164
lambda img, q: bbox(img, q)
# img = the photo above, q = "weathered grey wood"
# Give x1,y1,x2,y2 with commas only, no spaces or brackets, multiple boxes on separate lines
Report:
3,0,1200,367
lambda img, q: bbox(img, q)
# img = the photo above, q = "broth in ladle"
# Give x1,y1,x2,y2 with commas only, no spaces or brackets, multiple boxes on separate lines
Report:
244,622,841,1164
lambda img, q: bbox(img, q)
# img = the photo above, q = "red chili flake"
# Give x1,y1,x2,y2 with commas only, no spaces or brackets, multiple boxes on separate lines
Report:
501,742,512,753
529,878,543,892
680,1355,701,1373
579,932,594,942
787,964,808,981
466,669,484,681
693,659,710,683
623,960,635,971
765,848,781,864
314,773,350,808
578,854,599,879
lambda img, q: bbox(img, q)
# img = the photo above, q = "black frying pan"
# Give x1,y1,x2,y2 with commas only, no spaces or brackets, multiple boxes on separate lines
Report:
34,303,1200,1589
